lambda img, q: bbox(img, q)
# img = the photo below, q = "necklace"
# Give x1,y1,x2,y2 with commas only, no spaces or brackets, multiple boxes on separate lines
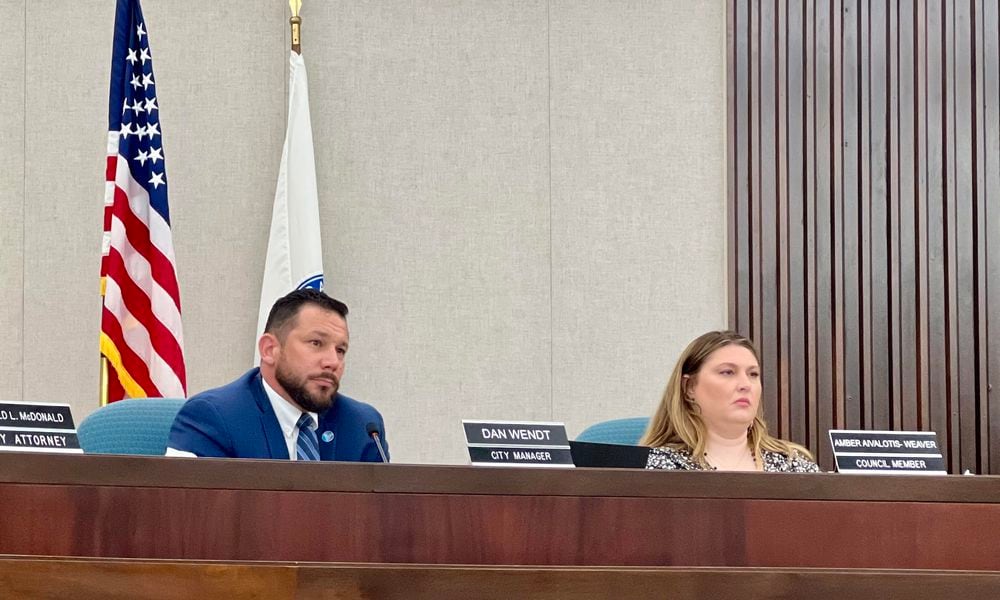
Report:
704,448,757,471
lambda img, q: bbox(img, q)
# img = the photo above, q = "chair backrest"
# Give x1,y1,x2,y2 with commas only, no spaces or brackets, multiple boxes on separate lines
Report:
575,417,650,446
77,398,186,455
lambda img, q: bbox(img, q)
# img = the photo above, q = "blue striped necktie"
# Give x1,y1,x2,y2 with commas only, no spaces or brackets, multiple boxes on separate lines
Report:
296,413,320,461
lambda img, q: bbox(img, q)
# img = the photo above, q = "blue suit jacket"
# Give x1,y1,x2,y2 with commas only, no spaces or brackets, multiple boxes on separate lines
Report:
168,368,388,462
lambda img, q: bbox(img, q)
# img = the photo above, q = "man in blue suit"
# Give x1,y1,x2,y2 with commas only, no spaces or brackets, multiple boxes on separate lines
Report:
167,289,388,462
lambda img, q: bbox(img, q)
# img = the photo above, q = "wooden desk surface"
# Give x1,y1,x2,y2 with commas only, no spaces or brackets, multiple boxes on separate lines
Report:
1,453,998,569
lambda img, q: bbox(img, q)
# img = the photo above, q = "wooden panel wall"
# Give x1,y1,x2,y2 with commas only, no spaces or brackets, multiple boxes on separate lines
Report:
727,0,1000,473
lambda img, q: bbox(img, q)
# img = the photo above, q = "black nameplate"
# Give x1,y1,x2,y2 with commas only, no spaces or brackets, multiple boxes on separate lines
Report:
0,428,81,453
0,402,82,453
830,431,941,454
835,454,948,473
463,421,570,447
829,430,946,474
468,446,574,466
463,420,573,468
0,402,76,430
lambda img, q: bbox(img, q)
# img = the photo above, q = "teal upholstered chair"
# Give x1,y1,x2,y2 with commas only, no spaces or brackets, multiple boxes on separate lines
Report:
77,397,186,455
575,417,650,445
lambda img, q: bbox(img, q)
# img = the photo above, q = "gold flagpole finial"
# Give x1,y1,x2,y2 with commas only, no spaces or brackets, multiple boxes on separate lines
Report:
289,0,303,53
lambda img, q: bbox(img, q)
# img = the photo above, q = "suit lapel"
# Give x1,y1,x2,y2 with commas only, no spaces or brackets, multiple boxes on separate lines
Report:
251,371,290,459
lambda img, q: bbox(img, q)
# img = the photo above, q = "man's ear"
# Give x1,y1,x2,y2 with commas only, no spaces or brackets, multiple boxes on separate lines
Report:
258,333,280,366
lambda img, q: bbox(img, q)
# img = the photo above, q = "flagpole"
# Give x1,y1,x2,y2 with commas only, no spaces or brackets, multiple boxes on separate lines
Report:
100,356,110,407
290,0,302,54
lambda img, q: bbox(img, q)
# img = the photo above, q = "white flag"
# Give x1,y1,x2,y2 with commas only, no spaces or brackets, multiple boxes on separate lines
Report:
256,50,324,355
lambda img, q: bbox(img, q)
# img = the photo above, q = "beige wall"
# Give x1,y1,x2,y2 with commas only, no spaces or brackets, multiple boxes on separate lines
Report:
0,2,24,402
0,0,726,464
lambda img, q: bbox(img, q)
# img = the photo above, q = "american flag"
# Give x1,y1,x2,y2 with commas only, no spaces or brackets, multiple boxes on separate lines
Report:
100,0,186,401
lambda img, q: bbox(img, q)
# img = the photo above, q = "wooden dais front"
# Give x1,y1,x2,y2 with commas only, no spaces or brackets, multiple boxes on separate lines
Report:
1,453,998,570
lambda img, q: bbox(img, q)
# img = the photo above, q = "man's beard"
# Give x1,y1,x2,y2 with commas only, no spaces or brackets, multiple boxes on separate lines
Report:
275,363,338,413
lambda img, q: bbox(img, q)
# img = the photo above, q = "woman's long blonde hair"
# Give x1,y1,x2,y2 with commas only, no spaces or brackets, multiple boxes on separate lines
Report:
640,330,813,465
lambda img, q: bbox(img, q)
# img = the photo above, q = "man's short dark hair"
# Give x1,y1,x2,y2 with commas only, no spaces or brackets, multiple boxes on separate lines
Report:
264,289,349,339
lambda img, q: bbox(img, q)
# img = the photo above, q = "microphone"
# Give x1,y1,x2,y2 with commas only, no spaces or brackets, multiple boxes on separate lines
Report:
366,422,389,463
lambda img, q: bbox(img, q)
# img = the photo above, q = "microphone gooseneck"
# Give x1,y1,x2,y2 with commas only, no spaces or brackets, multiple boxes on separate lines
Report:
366,422,389,463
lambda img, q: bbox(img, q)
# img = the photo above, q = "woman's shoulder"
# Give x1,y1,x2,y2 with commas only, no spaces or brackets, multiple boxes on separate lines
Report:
761,449,821,473
646,446,706,470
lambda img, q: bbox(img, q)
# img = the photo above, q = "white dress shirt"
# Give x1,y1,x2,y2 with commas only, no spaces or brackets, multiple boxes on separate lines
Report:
261,378,319,460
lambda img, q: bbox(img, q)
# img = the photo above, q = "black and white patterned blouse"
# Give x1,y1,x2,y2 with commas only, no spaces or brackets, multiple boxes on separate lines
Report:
646,445,821,473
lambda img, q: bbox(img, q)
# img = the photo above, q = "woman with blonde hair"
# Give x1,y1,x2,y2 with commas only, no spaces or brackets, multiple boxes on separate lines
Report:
643,330,819,472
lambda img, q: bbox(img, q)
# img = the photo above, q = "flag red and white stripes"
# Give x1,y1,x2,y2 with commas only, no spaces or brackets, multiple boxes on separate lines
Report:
100,0,186,401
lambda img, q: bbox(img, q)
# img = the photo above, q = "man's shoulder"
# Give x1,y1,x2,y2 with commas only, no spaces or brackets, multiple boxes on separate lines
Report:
169,369,266,458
